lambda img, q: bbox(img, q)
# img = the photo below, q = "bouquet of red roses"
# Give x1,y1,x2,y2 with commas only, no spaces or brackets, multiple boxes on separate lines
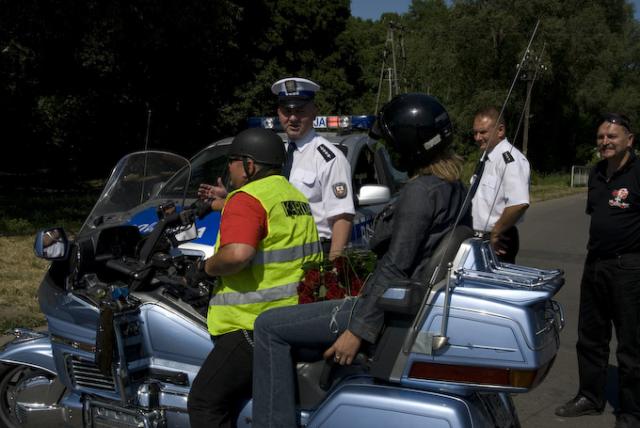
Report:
297,249,376,304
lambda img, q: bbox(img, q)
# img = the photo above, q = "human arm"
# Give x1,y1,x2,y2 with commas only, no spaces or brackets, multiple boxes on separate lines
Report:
347,179,438,343
320,147,355,255
204,243,256,276
490,203,528,255
491,153,530,254
203,192,266,276
328,214,354,260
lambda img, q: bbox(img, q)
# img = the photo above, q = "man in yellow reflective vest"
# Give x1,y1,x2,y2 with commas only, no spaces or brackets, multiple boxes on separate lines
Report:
187,128,322,427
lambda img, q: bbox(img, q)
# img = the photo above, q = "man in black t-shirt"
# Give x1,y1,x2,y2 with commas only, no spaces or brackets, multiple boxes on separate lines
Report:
555,113,639,428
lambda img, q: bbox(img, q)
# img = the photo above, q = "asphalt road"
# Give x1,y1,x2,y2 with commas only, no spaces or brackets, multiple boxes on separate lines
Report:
513,192,619,428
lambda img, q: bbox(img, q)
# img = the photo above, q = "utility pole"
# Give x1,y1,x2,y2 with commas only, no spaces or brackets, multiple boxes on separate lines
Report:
375,21,405,113
518,47,547,156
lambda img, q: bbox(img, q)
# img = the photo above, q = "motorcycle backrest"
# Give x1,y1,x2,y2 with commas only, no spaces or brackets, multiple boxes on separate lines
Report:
423,225,474,285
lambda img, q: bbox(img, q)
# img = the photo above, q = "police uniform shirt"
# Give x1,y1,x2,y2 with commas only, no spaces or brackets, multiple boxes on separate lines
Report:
287,129,355,239
471,138,530,232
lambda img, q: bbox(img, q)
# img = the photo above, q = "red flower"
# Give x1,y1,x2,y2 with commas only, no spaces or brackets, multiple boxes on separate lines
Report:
333,256,347,273
323,270,338,288
325,284,346,300
304,269,321,285
348,277,363,296
297,250,375,303
297,281,314,295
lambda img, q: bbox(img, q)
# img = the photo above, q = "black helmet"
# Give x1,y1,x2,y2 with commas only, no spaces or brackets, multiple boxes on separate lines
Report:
371,93,453,172
229,128,285,167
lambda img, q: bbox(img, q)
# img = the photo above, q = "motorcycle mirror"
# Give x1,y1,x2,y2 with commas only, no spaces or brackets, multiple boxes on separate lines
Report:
34,227,69,261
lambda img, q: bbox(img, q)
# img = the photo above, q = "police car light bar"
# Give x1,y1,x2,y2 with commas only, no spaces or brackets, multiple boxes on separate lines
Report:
247,115,375,132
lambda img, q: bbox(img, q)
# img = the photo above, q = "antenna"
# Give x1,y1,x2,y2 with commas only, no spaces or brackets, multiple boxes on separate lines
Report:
140,107,153,204
144,108,152,151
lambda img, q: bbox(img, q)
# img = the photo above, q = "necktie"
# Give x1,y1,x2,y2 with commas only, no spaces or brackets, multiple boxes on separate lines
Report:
469,155,486,200
283,141,296,179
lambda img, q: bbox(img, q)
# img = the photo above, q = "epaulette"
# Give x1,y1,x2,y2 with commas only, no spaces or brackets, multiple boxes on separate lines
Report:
502,151,515,164
317,144,336,162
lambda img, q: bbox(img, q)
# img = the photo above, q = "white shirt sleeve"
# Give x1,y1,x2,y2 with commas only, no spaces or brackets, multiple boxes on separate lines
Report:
502,153,530,207
319,147,356,219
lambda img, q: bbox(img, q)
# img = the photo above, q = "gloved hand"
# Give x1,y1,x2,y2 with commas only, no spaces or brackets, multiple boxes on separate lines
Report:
185,258,209,286
179,208,196,225
192,199,214,219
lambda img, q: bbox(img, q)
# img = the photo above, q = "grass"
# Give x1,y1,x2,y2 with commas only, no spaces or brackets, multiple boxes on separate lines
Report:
0,174,586,332
531,172,587,201
0,236,48,331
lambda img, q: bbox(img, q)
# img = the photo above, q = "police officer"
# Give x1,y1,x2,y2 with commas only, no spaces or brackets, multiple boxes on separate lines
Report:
251,93,472,428
555,113,639,428
471,106,530,263
187,128,322,427
271,77,355,260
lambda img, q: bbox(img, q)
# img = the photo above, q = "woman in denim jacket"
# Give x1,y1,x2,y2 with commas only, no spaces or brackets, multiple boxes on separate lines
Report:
252,93,472,427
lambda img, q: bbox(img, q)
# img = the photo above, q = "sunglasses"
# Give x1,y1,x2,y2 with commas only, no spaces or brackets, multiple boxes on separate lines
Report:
227,156,244,165
603,113,632,133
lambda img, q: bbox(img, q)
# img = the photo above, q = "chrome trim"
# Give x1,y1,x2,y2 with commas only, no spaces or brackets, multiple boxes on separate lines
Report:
51,334,96,353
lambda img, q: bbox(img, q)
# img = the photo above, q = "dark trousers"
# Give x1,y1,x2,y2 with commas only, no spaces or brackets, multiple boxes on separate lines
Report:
188,330,253,428
497,226,519,264
576,253,640,419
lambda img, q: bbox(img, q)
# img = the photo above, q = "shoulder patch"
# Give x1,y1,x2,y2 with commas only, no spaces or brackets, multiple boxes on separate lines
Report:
332,182,348,199
317,144,336,162
502,151,515,164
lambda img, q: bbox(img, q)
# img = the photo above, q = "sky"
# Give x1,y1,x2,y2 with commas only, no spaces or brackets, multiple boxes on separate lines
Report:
350,0,640,21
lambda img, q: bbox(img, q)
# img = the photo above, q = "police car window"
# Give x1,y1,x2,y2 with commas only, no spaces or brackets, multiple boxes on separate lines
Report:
352,146,380,193
159,145,230,198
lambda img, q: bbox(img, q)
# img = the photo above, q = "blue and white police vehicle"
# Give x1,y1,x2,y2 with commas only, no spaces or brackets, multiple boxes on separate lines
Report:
133,114,407,257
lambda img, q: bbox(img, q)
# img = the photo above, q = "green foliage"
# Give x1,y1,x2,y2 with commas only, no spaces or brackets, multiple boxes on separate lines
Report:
0,183,100,236
1,0,638,179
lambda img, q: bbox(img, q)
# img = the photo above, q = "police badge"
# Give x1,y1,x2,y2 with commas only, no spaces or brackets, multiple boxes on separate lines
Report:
332,182,348,199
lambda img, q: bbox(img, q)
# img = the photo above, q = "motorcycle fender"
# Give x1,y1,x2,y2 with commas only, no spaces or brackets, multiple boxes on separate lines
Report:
0,332,56,375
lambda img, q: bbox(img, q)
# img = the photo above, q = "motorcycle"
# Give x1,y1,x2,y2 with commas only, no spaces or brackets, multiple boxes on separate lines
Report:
0,151,565,427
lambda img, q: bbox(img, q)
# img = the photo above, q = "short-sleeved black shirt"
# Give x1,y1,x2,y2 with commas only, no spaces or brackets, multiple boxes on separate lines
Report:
586,152,640,255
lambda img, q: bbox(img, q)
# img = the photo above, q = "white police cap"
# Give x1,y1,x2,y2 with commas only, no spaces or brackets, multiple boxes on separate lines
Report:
271,77,320,108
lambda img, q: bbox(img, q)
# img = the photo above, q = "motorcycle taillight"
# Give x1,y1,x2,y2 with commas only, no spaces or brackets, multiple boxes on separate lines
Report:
408,360,552,390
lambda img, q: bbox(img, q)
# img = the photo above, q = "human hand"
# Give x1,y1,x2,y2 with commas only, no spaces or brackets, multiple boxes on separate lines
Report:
323,330,362,366
198,177,227,200
490,229,508,256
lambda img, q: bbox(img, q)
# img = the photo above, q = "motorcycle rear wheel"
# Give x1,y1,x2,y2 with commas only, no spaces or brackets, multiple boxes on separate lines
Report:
0,364,62,428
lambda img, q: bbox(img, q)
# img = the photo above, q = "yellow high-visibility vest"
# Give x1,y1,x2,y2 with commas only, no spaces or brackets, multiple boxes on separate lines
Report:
207,175,322,336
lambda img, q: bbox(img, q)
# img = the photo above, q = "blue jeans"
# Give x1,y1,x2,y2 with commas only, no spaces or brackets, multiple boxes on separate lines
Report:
252,298,357,428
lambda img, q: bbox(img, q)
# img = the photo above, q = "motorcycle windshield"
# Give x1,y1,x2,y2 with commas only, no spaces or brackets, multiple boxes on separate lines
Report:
157,143,231,199
80,151,190,235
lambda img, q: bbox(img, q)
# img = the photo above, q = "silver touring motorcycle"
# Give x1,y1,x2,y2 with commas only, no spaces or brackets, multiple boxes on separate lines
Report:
0,151,565,427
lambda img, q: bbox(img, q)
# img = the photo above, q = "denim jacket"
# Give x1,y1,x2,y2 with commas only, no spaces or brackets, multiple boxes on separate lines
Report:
348,174,471,343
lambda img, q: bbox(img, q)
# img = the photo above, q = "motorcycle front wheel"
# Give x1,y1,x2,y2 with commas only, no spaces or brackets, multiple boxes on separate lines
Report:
0,364,64,428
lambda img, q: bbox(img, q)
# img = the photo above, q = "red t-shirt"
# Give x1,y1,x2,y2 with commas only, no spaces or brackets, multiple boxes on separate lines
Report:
218,192,268,248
